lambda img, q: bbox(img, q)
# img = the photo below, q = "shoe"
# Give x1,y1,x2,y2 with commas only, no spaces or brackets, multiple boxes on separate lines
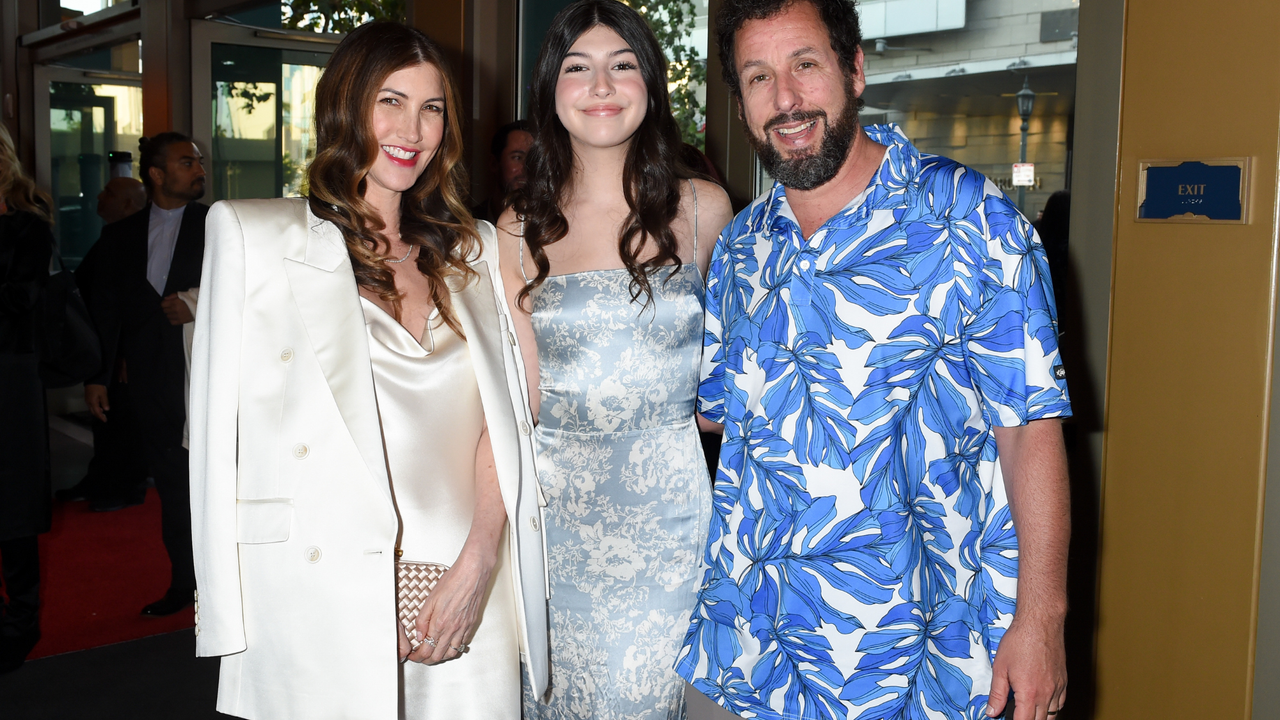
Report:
141,591,192,617
89,489,146,513
0,631,40,675
55,478,93,503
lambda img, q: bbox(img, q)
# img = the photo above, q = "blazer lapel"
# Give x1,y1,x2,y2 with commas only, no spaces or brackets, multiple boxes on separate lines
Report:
283,206,390,498
452,261,519,517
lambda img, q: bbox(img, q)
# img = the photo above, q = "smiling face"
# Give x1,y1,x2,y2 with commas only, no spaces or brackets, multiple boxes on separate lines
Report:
554,25,648,153
365,62,446,204
735,1,865,190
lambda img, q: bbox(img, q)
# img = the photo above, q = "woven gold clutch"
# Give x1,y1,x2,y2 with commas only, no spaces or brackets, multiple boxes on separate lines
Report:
396,560,449,652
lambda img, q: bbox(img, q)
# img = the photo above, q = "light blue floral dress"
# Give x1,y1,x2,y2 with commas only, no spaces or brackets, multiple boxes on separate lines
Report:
521,211,712,719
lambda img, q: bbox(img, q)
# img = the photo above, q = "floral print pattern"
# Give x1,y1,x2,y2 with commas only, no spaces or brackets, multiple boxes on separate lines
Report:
675,124,1071,720
523,265,712,720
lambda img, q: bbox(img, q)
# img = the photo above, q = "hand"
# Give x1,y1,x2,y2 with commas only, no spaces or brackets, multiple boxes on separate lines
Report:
406,548,495,666
161,294,194,325
84,384,110,422
986,615,1068,720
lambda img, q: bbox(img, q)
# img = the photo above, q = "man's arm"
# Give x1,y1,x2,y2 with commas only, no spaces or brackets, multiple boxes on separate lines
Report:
987,418,1069,720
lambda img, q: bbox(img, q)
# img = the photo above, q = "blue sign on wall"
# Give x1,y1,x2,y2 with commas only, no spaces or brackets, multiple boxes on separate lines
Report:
1138,160,1247,222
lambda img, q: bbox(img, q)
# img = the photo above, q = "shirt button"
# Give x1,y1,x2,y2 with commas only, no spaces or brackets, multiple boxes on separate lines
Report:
305,546,322,563
520,421,531,436
508,331,518,347
280,348,294,362
799,259,811,271
529,516,540,532
293,443,309,459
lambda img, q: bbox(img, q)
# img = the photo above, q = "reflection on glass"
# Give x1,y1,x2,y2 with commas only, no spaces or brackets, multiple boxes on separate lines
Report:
210,44,327,202
49,81,143,268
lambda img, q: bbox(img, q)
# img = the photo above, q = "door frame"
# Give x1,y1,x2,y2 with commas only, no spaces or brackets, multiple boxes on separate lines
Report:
34,63,142,196
189,19,342,179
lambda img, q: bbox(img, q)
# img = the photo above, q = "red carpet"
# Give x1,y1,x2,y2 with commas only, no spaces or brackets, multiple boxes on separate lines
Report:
30,488,193,659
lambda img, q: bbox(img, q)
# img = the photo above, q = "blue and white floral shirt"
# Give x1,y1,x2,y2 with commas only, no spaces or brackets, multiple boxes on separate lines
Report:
675,124,1071,720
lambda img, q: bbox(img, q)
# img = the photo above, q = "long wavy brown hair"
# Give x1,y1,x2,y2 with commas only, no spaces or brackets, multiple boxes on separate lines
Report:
307,22,476,336
512,0,693,309
0,123,53,224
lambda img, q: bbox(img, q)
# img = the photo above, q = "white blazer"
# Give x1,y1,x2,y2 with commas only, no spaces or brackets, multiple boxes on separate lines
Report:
188,198,549,720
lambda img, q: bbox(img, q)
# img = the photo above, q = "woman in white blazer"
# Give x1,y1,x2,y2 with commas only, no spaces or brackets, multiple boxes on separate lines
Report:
189,23,548,720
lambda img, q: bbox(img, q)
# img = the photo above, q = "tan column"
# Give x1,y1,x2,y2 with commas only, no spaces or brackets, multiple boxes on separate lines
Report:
141,0,190,136
1095,1,1280,717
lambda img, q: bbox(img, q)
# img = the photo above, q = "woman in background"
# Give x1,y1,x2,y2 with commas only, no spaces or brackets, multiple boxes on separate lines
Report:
0,123,53,675
190,22,546,719
497,1,733,717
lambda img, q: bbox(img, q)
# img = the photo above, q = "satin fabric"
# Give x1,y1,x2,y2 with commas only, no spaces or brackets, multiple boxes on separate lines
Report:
360,298,520,719
190,198,548,720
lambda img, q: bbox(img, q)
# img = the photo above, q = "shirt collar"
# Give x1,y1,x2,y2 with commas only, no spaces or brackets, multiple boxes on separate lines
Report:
150,203,186,222
752,123,921,236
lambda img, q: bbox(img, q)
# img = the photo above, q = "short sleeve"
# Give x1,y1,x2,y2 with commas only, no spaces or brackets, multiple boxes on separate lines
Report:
961,190,1071,427
697,231,731,424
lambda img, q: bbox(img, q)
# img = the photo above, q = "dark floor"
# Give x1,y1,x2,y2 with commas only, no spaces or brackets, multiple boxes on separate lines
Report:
0,631,227,719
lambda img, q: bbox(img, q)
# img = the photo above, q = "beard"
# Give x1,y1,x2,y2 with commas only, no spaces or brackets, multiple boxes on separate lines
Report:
164,176,206,202
747,76,861,192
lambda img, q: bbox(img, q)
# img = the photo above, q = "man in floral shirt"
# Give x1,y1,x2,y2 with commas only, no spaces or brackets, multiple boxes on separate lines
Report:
676,1,1072,719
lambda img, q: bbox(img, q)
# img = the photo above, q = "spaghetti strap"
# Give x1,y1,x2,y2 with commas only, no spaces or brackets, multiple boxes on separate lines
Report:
689,178,699,258
518,217,530,284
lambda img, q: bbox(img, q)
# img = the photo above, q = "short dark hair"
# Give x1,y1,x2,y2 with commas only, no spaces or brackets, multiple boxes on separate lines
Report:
490,120,531,158
138,132,194,190
715,0,863,100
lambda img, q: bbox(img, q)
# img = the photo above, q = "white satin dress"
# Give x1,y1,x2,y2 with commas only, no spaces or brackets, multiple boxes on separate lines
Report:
360,296,520,720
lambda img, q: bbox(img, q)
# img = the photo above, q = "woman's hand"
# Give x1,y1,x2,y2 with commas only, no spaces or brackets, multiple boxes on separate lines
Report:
406,546,496,665
406,426,506,665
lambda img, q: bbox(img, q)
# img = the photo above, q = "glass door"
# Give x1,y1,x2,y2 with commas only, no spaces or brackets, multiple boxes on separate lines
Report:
34,63,143,268
191,20,339,203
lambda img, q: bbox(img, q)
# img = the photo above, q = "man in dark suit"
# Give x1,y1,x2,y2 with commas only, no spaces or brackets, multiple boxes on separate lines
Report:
59,177,150,511
84,133,207,616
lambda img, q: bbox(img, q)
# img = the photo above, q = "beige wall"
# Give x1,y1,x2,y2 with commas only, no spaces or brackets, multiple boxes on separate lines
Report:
1095,1,1280,718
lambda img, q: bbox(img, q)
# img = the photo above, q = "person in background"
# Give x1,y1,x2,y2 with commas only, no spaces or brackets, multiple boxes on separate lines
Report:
96,176,148,226
0,122,54,675
1034,189,1070,313
472,120,533,224
497,1,733,716
83,133,207,616
57,176,150,511
677,0,1071,718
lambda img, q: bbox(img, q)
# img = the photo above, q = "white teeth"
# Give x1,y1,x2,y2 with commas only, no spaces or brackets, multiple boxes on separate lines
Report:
777,121,816,136
382,145,418,160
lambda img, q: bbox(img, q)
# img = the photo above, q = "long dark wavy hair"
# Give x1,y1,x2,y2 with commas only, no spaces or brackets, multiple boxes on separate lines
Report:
512,0,692,309
307,21,476,336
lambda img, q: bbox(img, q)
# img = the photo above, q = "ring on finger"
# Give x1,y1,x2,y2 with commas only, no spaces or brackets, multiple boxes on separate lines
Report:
450,643,470,654
423,635,437,648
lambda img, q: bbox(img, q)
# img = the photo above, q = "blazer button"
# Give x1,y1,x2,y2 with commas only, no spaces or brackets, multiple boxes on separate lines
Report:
293,443,309,459
520,421,531,436
280,348,294,362
305,546,322,563
529,516,540,532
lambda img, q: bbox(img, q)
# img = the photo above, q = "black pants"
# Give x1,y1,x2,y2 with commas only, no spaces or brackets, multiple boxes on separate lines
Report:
0,536,40,639
148,443,194,596
85,381,147,501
